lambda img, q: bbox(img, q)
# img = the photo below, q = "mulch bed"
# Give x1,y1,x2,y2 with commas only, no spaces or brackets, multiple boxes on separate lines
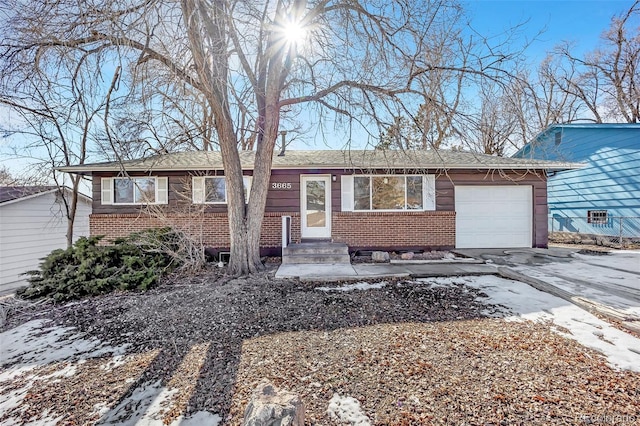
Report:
1,267,639,425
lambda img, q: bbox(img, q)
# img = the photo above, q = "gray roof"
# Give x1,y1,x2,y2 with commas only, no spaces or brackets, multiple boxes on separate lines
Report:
0,186,92,205
0,185,58,204
57,150,581,175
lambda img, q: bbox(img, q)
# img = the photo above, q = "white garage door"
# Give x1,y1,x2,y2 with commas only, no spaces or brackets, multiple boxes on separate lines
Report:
455,186,532,248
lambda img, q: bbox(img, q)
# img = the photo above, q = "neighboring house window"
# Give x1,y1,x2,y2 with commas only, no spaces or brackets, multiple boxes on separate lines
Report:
587,210,608,225
192,176,252,204
100,177,169,205
341,175,436,211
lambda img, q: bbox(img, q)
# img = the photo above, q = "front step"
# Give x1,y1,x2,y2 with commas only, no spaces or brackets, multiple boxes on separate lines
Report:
282,242,350,264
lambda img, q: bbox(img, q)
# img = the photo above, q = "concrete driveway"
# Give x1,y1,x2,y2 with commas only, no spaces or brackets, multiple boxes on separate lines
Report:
456,247,640,332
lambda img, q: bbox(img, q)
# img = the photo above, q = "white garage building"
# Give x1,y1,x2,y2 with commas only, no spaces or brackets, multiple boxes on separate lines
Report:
0,186,91,295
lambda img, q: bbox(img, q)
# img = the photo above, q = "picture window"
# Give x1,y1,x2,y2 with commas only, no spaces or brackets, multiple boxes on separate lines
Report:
353,175,424,211
195,176,252,204
113,178,156,204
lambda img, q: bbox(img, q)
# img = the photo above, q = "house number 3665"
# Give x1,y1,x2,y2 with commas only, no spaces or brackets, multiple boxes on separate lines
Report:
271,182,292,189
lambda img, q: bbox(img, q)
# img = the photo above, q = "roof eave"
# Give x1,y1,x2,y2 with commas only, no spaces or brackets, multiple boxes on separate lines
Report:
56,163,581,173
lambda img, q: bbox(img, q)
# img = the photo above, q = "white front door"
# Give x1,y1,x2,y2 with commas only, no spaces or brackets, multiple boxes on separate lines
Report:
301,175,331,239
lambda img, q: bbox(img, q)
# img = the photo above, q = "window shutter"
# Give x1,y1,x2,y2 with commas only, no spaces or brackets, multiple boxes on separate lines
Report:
101,178,113,205
424,175,436,210
341,175,354,211
192,176,205,203
156,177,168,204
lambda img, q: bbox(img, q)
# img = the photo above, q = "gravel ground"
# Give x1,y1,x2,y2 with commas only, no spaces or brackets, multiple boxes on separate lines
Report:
1,266,639,425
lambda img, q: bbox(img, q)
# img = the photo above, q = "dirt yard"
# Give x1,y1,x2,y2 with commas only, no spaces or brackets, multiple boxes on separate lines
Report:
1,268,639,425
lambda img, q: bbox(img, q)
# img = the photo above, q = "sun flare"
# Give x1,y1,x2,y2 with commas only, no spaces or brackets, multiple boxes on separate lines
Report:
282,21,306,45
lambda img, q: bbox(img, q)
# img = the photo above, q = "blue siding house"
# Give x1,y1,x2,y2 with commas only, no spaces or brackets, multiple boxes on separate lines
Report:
513,124,640,239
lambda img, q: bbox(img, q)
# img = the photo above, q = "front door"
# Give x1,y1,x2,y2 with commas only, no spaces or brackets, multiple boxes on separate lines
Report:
300,175,331,239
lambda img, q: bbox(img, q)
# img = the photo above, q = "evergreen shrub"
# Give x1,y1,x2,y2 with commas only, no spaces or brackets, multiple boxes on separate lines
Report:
18,228,180,302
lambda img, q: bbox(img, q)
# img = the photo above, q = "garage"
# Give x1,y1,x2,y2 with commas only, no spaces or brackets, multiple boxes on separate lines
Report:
455,185,533,248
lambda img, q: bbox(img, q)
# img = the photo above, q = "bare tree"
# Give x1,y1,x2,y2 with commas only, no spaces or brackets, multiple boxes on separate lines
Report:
377,101,462,151
0,45,120,246
555,1,639,123
466,85,518,156
463,1,639,152
1,0,523,274
500,56,586,148
0,165,48,186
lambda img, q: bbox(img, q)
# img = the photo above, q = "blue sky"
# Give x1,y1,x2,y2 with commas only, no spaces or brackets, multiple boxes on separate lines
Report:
465,0,634,62
292,0,636,150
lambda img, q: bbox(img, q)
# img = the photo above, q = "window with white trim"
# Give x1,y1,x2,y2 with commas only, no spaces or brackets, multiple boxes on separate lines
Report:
341,175,435,211
100,177,168,205
192,176,252,204
587,210,608,225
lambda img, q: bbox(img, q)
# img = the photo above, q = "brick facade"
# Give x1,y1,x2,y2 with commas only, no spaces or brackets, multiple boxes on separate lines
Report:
90,210,455,254
90,212,301,252
332,211,455,250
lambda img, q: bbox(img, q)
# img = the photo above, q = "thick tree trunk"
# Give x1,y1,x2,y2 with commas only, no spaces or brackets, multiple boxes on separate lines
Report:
227,109,281,275
220,126,253,276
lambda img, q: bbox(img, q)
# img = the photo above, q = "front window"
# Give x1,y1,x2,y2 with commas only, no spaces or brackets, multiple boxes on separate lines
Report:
204,177,226,203
353,175,424,211
201,176,252,204
354,177,371,210
114,178,156,204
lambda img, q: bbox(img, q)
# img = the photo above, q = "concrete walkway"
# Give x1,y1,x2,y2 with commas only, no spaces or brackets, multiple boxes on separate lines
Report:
275,262,498,281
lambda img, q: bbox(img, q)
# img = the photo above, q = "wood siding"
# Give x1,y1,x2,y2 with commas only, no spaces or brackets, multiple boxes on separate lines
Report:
90,167,549,248
0,193,91,292
517,126,640,219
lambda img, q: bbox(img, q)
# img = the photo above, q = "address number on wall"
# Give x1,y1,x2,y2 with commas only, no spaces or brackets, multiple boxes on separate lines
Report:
271,182,292,190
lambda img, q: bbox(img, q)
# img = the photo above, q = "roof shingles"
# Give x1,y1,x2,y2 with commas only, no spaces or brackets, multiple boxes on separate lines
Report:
0,186,58,204
57,150,581,175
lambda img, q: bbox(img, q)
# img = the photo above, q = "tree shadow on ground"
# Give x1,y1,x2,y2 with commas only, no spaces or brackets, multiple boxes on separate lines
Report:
44,271,496,424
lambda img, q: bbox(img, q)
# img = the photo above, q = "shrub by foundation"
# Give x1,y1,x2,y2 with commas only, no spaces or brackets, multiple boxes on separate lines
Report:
18,228,180,302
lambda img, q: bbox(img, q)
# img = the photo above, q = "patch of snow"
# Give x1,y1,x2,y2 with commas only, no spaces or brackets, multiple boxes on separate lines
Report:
97,381,222,426
45,362,77,380
414,277,473,288
98,380,175,425
0,387,64,426
327,393,371,426
316,281,387,292
0,387,29,424
100,355,127,372
574,251,640,275
427,275,640,372
0,319,129,377
94,402,110,419
0,319,130,426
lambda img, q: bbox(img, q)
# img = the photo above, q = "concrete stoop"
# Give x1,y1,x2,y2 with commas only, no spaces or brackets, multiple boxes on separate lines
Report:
282,242,350,264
